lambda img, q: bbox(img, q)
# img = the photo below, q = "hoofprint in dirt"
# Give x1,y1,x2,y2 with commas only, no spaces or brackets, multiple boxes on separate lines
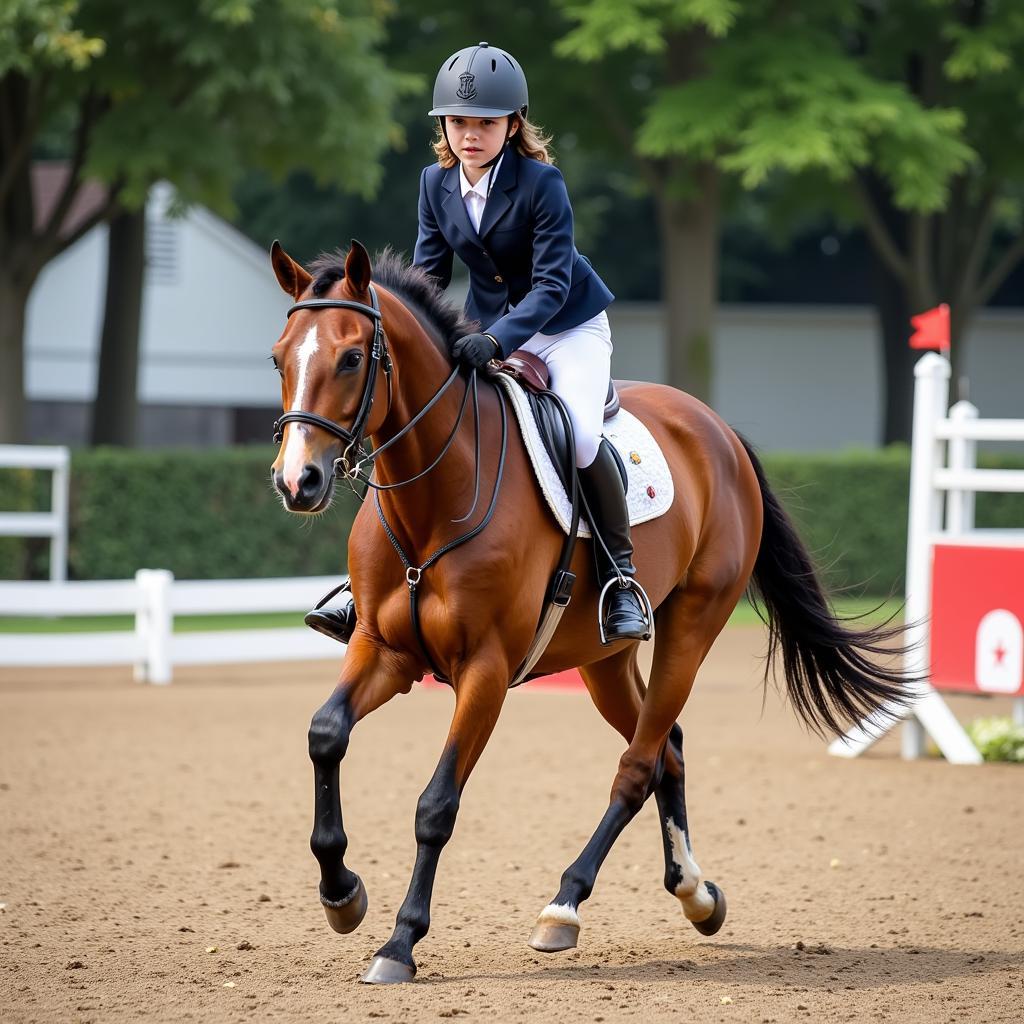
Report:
1,625,1022,1024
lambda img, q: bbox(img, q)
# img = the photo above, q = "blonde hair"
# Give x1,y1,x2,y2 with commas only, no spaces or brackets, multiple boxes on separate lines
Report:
432,114,554,168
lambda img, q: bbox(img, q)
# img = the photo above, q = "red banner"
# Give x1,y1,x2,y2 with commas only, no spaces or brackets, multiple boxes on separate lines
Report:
909,303,950,351
930,545,1024,695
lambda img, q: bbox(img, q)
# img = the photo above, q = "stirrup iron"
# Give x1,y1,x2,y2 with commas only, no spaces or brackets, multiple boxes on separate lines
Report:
597,576,653,645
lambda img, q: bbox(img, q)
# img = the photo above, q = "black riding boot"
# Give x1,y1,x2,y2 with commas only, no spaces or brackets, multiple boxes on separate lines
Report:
304,580,357,644
578,439,650,644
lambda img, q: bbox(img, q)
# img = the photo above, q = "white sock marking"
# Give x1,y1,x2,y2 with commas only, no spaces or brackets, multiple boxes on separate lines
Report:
282,325,319,494
536,902,580,927
666,819,716,921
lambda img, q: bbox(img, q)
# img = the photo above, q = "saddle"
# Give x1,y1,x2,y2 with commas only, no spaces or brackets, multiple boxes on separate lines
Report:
491,352,626,497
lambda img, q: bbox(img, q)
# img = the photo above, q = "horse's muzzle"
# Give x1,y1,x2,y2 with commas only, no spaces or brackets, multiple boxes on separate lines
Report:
273,461,333,513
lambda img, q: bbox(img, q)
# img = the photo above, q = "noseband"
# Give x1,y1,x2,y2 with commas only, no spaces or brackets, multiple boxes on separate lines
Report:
272,286,392,471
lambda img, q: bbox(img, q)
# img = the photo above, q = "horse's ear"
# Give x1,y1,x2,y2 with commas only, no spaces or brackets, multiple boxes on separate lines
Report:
345,239,372,295
270,240,311,299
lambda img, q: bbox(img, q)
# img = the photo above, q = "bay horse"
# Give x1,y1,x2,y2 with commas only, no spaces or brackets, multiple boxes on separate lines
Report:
268,240,907,984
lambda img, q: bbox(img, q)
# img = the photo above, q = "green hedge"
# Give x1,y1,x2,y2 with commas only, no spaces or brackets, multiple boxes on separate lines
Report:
1,445,1022,592
0,447,358,581
763,447,1024,594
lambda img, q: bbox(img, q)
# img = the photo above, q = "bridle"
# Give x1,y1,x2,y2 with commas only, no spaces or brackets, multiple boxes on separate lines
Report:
272,286,393,474
270,281,510,681
271,284,485,502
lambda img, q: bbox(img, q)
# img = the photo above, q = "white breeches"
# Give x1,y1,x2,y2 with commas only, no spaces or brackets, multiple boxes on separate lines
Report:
519,310,612,468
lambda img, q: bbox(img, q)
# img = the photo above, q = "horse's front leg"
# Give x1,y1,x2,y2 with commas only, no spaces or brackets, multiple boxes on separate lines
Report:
309,635,416,933
361,649,508,984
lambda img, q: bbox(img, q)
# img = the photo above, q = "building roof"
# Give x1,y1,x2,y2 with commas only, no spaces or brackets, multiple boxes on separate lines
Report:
31,162,109,239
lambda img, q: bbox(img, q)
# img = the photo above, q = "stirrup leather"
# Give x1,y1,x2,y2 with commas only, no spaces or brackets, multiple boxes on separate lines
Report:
597,576,654,645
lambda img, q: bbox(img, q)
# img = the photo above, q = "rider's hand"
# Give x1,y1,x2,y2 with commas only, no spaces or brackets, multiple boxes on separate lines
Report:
452,332,501,369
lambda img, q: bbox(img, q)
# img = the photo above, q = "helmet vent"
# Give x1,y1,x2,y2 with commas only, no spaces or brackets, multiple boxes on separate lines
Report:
448,57,459,70
503,54,514,68
491,59,496,71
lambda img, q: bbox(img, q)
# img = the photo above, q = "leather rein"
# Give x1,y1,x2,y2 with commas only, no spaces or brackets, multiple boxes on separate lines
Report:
271,285,509,680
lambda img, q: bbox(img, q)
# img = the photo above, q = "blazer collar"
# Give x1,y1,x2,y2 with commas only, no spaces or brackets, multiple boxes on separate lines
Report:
478,147,519,238
440,147,521,242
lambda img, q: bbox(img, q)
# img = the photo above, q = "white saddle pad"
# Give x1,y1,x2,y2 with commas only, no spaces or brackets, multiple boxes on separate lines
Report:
493,375,674,538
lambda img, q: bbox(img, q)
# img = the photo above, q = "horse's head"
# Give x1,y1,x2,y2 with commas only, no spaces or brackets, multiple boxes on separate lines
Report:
269,240,388,514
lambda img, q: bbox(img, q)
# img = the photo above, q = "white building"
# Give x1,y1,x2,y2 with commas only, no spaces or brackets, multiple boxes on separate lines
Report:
25,181,1024,451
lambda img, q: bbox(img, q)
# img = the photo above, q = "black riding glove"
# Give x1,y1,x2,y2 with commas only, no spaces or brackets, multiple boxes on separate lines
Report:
452,332,501,369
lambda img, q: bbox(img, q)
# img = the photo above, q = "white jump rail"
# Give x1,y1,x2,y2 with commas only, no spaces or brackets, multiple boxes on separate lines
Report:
0,573,345,683
829,353,1024,764
0,445,69,583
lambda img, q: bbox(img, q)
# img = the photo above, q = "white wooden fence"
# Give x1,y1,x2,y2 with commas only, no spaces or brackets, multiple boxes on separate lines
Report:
0,573,344,683
0,445,69,582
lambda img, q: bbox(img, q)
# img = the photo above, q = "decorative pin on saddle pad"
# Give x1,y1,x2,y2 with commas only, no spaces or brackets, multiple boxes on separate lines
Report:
630,451,642,464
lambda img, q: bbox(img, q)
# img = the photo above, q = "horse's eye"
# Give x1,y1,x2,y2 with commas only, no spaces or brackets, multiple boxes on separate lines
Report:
338,349,364,373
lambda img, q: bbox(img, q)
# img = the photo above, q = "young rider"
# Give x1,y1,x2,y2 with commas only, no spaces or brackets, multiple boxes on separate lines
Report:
308,41,647,645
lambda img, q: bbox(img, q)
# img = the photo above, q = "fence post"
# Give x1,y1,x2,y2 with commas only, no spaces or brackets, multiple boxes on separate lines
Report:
135,569,173,684
946,401,978,536
901,354,950,760
50,449,69,583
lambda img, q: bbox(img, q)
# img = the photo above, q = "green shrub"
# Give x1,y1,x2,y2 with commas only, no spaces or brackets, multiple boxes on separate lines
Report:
761,447,1024,596
965,716,1024,763
68,446,359,580
1,444,1022,588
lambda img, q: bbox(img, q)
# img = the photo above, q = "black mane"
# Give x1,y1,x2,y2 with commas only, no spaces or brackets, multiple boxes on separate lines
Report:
307,247,476,353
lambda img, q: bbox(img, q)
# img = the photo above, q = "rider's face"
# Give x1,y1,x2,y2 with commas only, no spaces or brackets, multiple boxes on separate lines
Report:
445,116,517,174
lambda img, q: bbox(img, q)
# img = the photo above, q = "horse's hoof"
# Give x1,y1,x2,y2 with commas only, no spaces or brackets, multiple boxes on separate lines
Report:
528,903,580,953
360,955,416,984
691,881,727,937
321,875,368,935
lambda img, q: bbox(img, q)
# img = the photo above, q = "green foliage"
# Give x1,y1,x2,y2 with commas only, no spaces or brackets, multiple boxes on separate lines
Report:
965,716,1024,763
558,0,738,59
0,0,105,74
2,446,1022,593
4,0,416,214
561,0,977,213
68,0,417,212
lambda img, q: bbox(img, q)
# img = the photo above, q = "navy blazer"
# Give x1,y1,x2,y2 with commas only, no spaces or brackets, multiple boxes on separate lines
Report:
413,148,614,357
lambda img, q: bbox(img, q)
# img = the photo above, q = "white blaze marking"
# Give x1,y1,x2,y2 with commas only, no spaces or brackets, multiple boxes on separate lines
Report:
666,820,716,921
282,324,319,495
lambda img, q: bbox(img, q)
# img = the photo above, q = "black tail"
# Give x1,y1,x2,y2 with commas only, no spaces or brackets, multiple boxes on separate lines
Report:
738,435,913,737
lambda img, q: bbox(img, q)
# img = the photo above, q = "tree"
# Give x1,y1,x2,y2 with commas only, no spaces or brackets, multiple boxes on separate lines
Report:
0,0,413,442
559,1,1024,441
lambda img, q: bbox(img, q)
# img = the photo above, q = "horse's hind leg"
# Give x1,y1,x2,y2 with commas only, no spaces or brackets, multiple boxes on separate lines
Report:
655,722,726,934
529,579,737,952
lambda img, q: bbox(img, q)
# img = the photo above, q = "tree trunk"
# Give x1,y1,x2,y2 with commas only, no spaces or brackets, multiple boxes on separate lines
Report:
91,206,147,446
873,258,916,445
656,162,719,405
0,273,30,442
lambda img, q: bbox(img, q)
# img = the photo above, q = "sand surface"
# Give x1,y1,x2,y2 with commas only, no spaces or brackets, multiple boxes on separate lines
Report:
2,625,1022,1023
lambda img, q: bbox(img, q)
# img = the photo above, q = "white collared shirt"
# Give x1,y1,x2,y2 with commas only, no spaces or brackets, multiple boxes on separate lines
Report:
459,154,503,234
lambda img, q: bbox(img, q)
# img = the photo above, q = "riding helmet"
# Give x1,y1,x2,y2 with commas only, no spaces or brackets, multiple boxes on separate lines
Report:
429,42,528,119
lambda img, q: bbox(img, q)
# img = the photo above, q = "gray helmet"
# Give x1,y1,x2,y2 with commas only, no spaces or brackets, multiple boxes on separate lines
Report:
429,42,528,119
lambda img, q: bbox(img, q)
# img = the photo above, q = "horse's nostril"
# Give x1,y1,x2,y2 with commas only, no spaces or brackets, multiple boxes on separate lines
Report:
298,463,323,499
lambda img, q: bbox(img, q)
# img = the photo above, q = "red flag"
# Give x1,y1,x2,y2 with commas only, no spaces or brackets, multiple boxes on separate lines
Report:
909,303,950,350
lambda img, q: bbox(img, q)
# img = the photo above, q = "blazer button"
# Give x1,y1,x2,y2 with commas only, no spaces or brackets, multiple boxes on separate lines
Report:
494,274,504,284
